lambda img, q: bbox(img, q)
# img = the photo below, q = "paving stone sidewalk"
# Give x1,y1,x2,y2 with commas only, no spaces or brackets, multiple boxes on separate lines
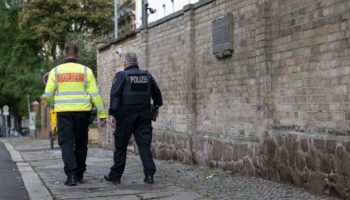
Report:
5,138,337,200
0,142,29,200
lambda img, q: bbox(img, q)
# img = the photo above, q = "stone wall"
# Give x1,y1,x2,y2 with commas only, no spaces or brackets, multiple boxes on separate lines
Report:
97,0,350,198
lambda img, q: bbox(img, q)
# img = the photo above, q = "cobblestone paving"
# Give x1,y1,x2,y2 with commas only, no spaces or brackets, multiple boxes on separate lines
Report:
7,138,337,200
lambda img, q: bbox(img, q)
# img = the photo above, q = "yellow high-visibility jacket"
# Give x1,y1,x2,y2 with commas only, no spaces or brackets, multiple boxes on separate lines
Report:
43,61,107,118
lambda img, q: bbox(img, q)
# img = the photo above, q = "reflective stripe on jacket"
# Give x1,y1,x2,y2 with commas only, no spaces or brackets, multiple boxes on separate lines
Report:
43,62,107,118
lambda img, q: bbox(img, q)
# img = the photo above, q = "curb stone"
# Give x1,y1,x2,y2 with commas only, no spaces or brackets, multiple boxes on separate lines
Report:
0,140,52,200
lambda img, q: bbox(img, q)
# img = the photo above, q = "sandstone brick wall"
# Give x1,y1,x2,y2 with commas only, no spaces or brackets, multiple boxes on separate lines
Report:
97,0,350,198
271,0,350,135
194,0,269,140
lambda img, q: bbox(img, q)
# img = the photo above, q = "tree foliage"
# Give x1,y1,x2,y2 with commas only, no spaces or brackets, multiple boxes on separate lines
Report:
20,0,113,60
0,0,43,116
0,0,113,118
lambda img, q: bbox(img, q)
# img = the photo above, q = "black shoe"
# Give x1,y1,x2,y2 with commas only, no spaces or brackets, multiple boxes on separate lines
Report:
64,175,78,186
144,175,154,184
77,174,84,183
104,175,121,184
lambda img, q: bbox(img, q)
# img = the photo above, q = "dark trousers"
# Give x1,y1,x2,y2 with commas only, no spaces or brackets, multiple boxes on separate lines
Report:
109,110,156,178
57,112,90,176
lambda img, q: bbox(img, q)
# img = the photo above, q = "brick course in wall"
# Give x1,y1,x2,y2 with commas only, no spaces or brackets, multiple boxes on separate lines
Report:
97,0,350,198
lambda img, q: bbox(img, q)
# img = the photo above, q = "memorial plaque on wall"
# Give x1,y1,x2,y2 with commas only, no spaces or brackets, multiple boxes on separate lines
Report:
212,13,233,59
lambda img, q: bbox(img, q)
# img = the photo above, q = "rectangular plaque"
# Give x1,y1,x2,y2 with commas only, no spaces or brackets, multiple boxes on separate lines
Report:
212,13,233,59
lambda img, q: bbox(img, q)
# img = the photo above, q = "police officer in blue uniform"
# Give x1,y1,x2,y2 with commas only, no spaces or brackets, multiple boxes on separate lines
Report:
104,52,163,184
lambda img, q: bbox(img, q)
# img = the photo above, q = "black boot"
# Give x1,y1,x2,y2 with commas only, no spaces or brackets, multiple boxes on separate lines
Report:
64,175,78,186
144,175,154,184
77,174,84,183
104,175,121,185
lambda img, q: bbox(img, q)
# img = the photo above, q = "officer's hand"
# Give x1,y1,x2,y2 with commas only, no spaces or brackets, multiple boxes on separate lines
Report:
99,118,106,127
109,116,117,129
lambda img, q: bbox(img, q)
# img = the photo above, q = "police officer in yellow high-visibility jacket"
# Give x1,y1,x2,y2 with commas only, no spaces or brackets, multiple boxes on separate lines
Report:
44,43,107,186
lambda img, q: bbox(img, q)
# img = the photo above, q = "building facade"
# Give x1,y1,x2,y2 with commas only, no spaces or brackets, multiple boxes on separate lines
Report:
135,0,199,28
117,0,137,37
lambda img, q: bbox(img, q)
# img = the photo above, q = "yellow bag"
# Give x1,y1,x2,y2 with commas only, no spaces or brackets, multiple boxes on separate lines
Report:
50,109,58,135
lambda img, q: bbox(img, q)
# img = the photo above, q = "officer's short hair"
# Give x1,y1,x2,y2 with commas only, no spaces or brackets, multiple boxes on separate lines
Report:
64,43,79,57
124,52,138,65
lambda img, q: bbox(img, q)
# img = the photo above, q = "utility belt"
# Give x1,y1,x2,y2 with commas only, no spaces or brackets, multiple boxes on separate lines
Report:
116,104,160,121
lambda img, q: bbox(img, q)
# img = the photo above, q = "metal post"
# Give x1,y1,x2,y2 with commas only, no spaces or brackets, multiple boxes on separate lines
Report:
0,110,3,137
114,0,118,39
5,115,8,137
142,0,149,28
27,95,30,114
10,115,15,137
27,95,31,137
2,105,9,137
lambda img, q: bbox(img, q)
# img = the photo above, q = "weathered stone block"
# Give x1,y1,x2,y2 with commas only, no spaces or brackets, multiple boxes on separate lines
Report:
248,147,254,158
223,143,233,161
266,168,279,181
280,148,289,166
307,173,326,195
319,156,332,173
286,134,298,152
276,135,284,146
253,157,261,169
239,144,248,159
288,150,296,169
266,137,277,156
176,151,184,162
296,152,306,172
314,138,325,150
278,165,292,183
243,158,254,174
345,141,350,152
212,140,222,161
325,139,337,154
290,170,304,186
233,162,243,174
223,161,234,171
301,138,309,152
335,146,350,175
305,155,318,171
232,144,239,161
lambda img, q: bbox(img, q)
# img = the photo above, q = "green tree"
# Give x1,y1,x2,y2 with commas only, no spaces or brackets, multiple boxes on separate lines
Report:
20,0,113,60
0,0,113,128
0,0,43,125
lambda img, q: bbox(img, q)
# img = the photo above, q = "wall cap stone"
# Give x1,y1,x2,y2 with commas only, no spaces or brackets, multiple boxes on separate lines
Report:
270,130,350,141
98,31,138,51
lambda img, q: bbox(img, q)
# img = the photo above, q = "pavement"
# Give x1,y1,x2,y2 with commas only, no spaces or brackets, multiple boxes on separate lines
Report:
0,142,29,200
0,137,338,200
